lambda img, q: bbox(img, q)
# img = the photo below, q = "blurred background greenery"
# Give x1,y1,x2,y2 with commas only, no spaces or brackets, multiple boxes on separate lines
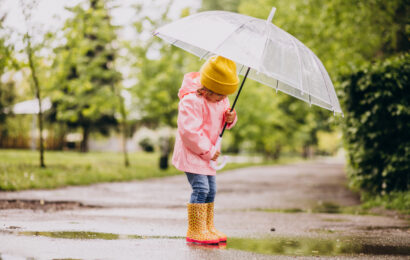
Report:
0,0,408,208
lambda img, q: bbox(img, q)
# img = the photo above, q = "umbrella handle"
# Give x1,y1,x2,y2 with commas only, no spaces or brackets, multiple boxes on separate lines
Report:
210,155,227,170
210,136,227,170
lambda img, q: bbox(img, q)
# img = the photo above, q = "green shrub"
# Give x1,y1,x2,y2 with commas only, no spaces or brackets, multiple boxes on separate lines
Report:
361,191,410,215
138,138,155,152
340,53,410,193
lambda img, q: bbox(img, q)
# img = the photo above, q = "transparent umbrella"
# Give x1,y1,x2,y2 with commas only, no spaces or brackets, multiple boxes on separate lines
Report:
154,8,343,169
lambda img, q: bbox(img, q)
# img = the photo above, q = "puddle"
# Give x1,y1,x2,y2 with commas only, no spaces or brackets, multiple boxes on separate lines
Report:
0,199,99,211
257,208,305,213
227,236,410,256
255,201,371,215
18,231,184,240
13,231,410,256
187,242,227,250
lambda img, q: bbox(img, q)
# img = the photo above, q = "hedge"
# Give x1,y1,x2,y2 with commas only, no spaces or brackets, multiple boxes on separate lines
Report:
340,53,410,193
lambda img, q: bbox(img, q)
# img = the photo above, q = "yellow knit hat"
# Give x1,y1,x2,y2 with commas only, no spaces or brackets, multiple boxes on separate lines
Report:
200,56,239,95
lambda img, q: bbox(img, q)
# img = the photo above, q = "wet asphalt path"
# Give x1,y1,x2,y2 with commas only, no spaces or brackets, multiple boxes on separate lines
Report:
0,158,408,259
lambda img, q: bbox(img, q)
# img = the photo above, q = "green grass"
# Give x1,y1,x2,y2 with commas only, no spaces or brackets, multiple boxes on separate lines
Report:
0,149,268,191
254,201,373,216
255,198,409,218
360,191,410,215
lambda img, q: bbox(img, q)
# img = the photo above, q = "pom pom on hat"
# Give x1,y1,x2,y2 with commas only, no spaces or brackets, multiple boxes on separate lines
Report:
200,56,239,95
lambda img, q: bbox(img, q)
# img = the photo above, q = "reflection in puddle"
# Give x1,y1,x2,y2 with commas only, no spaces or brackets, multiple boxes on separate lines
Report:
227,237,410,256
15,231,410,256
18,231,184,240
186,242,227,250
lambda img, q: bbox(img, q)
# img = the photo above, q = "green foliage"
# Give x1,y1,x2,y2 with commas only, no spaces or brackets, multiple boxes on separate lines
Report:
232,0,409,158
50,0,122,151
129,1,201,128
239,0,409,77
0,81,15,125
0,16,17,137
139,138,155,152
230,79,312,158
316,130,342,155
340,53,410,193
204,0,340,157
361,191,410,215
201,0,241,12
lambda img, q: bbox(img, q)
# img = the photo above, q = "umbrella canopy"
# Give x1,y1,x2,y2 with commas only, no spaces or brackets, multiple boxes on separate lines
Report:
154,8,342,115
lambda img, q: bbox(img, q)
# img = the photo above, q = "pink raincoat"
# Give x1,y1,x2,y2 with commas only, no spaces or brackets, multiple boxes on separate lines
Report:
172,72,237,176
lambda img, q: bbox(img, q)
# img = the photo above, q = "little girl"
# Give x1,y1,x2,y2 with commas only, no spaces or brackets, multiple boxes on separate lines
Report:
172,56,238,245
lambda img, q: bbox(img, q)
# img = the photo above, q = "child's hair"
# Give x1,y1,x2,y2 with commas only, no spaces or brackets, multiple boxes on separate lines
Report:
196,86,209,96
196,86,225,97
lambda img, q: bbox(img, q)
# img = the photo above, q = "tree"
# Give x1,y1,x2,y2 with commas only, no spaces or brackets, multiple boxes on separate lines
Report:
50,0,122,152
0,13,16,129
116,85,130,167
128,1,201,169
239,0,409,77
19,0,46,167
201,0,241,12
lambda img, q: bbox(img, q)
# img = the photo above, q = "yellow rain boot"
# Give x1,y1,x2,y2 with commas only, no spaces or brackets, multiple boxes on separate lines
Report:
206,202,227,242
186,203,219,244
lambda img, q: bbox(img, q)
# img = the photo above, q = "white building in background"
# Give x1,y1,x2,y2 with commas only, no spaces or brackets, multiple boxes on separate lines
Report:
10,97,51,150
11,97,52,115
8,97,173,152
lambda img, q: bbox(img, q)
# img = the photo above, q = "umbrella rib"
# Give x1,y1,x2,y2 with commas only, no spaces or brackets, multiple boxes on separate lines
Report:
239,64,245,75
197,20,251,61
212,19,253,55
312,54,334,112
288,36,305,96
259,22,273,72
200,50,210,60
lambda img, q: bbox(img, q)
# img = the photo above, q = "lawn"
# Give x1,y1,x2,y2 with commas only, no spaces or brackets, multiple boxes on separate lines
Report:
0,149,264,191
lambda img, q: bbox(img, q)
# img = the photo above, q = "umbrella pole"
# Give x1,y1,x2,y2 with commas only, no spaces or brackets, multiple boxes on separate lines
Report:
219,67,251,137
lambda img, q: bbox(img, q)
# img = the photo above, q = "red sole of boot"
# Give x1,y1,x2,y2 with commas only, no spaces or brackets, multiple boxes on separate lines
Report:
186,237,219,244
219,238,227,243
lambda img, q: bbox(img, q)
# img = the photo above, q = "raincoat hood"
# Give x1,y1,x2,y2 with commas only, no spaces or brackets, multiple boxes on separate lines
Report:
178,72,201,100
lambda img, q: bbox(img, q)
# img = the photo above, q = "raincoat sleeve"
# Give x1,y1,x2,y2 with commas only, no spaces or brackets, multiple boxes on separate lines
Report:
177,96,216,161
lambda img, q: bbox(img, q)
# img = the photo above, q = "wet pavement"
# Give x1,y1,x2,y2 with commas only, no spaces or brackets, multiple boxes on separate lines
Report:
0,158,409,259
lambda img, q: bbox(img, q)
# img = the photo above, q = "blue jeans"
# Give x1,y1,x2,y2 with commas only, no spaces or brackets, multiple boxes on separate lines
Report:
185,172,216,203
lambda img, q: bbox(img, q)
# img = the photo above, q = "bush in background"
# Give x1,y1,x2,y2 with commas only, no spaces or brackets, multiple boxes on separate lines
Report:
341,53,410,194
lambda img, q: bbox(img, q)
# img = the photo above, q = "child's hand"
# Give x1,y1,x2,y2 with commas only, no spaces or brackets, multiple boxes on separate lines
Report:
225,109,236,124
211,151,220,161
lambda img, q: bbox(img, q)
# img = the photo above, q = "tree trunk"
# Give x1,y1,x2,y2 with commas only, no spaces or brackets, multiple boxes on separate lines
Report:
159,154,169,170
302,145,314,159
159,136,171,170
118,94,129,167
26,32,45,168
121,120,130,167
273,144,281,160
80,126,89,153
